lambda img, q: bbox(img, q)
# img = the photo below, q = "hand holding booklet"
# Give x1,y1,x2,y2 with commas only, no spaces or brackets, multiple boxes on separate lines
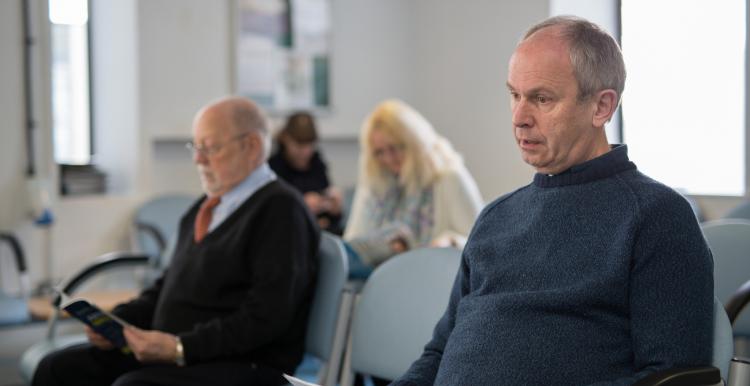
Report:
347,222,415,266
57,289,131,353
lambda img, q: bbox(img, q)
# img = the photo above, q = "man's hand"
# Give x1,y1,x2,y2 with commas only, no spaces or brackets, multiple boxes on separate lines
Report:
389,236,410,254
324,187,343,215
85,326,114,350
430,234,458,248
123,325,179,363
304,191,325,213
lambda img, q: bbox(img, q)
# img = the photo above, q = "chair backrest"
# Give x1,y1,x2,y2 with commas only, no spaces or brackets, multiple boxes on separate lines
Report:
348,247,461,380
305,232,349,360
714,296,735,380
675,189,705,222
0,232,29,295
701,219,750,336
133,194,196,262
340,186,356,228
0,233,30,326
724,201,750,221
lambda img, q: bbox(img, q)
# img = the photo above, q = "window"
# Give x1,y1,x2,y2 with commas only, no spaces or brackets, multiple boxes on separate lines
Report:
621,0,746,196
49,0,91,165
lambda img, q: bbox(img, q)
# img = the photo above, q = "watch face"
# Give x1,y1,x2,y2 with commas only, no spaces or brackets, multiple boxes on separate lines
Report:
175,339,186,366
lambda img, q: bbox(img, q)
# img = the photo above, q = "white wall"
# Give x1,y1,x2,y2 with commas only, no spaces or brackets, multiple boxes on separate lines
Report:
316,0,416,138
0,1,27,231
550,0,619,36
410,0,548,199
91,0,139,195
140,0,232,142
0,0,28,292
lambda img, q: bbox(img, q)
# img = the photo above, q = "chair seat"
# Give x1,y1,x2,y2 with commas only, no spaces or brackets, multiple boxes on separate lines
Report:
19,334,88,383
0,295,29,326
294,354,323,382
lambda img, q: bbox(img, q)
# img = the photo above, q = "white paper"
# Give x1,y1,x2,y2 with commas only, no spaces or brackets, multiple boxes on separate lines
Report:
282,374,321,386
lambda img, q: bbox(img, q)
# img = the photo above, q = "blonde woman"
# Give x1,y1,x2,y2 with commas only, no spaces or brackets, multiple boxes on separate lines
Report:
344,99,483,278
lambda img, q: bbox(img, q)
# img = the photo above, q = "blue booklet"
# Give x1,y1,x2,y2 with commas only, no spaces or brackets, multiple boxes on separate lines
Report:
60,297,132,354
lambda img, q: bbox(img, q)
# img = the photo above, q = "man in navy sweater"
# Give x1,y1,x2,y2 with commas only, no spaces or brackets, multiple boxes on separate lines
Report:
33,97,320,386
391,16,713,386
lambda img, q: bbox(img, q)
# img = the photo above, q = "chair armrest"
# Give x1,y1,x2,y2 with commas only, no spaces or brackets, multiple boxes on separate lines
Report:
633,367,721,386
726,279,750,325
133,222,167,258
0,232,27,273
39,252,149,339
51,252,150,307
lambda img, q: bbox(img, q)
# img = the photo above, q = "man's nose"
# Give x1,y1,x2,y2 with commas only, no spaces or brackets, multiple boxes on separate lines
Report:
512,99,533,129
193,150,208,164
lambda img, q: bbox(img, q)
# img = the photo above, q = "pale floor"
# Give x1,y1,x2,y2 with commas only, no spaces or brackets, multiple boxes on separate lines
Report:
0,320,83,386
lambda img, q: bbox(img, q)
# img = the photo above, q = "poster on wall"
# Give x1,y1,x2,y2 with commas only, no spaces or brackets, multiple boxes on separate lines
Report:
235,0,331,113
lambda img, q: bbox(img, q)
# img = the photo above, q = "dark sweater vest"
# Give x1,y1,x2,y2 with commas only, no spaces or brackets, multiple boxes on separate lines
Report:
114,180,320,374
393,145,714,386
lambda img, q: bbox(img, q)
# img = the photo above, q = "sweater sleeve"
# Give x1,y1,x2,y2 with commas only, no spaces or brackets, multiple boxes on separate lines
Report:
390,252,471,385
343,185,373,240
433,165,484,247
587,190,714,385
179,194,318,364
111,273,165,329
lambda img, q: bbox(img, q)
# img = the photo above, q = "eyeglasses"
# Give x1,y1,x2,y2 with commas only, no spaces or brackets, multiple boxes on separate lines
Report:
185,133,249,157
372,144,405,159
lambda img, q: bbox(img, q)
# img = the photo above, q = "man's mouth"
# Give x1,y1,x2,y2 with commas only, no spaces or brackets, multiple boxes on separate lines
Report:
520,138,543,149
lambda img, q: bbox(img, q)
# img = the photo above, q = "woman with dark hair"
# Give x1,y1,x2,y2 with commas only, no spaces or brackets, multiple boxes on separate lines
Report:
269,112,343,234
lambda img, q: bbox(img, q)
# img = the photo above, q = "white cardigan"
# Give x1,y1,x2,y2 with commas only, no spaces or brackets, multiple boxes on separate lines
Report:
344,163,484,248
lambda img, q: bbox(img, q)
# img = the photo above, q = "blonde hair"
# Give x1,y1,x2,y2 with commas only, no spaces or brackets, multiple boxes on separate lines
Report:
359,99,462,196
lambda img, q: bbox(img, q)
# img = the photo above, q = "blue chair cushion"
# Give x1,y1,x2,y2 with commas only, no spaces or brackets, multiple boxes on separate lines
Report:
0,295,29,326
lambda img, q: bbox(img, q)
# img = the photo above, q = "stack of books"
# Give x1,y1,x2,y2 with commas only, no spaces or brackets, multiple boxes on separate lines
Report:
60,164,107,195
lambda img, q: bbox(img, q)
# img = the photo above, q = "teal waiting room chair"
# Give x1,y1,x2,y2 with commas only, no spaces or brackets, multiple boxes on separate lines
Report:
132,193,196,263
701,219,750,346
0,232,30,326
293,232,351,386
339,247,461,385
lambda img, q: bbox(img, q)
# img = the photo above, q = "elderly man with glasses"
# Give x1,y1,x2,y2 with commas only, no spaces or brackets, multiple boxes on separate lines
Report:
33,96,320,386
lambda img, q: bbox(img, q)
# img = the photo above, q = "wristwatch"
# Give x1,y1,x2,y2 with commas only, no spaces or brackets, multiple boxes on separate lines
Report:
174,336,186,367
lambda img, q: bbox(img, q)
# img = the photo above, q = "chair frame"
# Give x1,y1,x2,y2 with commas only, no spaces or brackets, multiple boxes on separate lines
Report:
302,232,352,386
726,279,750,325
0,232,30,326
44,252,150,338
19,252,150,383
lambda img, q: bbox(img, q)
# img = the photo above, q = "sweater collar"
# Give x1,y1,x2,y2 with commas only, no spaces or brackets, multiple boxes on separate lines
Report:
533,144,636,188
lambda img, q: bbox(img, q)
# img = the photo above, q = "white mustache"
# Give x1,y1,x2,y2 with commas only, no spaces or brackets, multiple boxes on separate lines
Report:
197,166,213,178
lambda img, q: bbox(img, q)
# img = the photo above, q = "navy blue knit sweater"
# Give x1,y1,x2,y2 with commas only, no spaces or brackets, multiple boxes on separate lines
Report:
392,145,713,386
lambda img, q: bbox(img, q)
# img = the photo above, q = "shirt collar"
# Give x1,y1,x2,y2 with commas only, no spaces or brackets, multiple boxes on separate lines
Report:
532,144,637,188
210,163,277,226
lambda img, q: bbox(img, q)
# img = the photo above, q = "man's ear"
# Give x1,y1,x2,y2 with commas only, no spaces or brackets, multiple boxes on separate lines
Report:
592,89,618,128
248,133,267,164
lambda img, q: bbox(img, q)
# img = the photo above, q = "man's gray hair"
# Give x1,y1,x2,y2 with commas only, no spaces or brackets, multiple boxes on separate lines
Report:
524,15,626,106
228,97,272,161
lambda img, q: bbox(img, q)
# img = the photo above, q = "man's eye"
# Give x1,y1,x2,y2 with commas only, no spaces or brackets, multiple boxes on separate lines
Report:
536,95,550,104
